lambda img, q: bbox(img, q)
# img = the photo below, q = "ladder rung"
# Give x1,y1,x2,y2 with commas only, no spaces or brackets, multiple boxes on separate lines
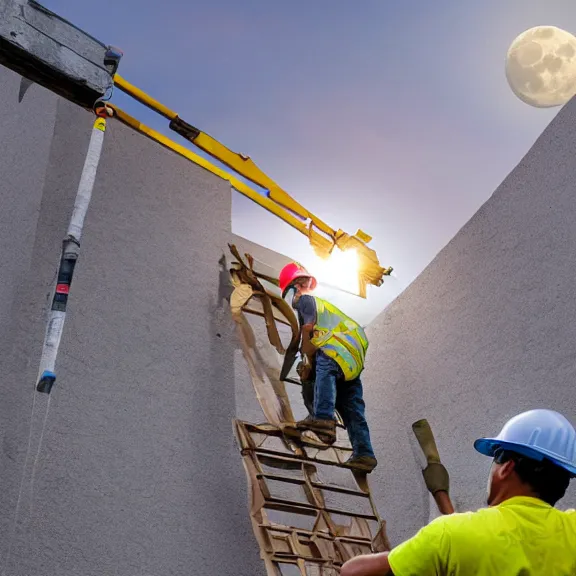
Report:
264,496,378,521
257,472,306,485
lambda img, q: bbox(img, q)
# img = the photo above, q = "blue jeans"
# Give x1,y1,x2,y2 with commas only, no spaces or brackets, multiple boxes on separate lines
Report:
313,351,375,459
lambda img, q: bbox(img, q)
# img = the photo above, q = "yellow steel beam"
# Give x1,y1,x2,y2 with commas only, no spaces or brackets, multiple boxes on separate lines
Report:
108,104,314,235
109,80,393,296
114,74,177,120
114,74,335,237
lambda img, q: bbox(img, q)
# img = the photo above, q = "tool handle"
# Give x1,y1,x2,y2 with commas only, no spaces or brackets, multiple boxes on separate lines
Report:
412,419,442,464
433,490,455,515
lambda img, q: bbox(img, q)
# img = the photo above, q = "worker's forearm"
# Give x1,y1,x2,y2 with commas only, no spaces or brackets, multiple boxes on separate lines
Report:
434,490,455,515
300,323,317,356
341,552,393,576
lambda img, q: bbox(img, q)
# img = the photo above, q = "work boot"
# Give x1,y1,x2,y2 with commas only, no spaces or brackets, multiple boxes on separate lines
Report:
344,455,378,473
296,417,337,444
315,431,337,446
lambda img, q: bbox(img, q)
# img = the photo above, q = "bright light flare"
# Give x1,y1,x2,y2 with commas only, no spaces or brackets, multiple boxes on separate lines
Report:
308,248,360,295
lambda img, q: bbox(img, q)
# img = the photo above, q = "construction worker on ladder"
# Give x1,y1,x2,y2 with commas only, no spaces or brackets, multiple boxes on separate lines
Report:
341,408,576,576
279,262,377,473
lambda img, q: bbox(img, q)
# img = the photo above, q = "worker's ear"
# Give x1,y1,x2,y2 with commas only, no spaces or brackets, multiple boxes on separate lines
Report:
494,459,516,481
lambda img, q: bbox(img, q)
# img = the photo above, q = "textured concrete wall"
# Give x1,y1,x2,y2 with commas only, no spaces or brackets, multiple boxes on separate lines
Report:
4,55,576,574
0,69,57,362
0,69,59,569
362,96,576,546
0,64,263,576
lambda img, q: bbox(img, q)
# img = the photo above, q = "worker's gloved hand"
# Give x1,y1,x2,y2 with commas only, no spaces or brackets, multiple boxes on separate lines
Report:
297,360,313,383
422,462,450,495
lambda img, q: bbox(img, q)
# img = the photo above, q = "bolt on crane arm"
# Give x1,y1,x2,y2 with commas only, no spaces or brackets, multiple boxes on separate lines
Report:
112,74,393,297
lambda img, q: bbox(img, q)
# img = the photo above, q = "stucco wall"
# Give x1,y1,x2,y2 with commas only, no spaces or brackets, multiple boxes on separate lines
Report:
0,70,57,359
0,64,263,576
0,67,59,572
3,56,576,574
362,95,576,545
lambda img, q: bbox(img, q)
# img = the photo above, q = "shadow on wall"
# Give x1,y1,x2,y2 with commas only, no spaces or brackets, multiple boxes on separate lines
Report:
206,258,267,576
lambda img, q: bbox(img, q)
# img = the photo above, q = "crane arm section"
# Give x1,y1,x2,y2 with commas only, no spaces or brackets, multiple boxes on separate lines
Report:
112,75,393,297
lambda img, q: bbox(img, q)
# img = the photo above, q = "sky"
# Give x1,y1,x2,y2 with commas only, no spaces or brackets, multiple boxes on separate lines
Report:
42,0,576,325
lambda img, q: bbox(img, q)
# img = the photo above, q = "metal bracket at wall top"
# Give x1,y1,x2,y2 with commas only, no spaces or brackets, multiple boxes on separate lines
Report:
0,0,122,107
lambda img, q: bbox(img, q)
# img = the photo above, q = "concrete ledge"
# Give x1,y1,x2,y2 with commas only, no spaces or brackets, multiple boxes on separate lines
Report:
0,0,119,107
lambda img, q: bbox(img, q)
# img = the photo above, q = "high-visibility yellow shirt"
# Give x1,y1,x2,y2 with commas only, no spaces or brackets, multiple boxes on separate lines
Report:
387,496,576,576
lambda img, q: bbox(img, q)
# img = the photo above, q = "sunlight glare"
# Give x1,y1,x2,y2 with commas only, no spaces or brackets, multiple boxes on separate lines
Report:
307,248,360,295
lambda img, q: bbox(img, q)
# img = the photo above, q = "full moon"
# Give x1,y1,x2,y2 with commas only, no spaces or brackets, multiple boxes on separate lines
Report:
505,26,576,108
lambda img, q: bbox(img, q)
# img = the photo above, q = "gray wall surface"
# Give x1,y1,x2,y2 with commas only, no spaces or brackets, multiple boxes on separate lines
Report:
0,64,264,576
0,71,57,361
0,67,59,574
362,95,576,545
3,55,576,575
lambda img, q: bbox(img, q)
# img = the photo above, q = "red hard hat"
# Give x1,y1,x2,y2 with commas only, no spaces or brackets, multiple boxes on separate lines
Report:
278,262,317,298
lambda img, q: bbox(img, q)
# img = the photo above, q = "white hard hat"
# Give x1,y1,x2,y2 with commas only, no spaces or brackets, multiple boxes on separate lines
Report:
474,409,576,476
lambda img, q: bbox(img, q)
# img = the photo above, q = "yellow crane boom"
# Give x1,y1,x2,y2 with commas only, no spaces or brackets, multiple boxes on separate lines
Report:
110,74,393,297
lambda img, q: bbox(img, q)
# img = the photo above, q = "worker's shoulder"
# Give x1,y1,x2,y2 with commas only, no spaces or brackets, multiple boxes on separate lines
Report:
430,508,490,527
299,294,315,303
432,502,576,536
295,294,316,308
427,506,503,538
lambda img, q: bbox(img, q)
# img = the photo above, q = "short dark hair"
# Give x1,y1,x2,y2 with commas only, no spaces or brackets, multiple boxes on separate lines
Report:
494,449,572,505
289,277,311,292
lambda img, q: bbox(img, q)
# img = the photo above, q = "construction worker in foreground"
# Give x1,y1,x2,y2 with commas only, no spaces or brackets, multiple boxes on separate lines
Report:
341,408,576,576
278,262,377,473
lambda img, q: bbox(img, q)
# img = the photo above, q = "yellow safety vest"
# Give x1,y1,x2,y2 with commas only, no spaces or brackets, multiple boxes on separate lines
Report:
309,296,368,381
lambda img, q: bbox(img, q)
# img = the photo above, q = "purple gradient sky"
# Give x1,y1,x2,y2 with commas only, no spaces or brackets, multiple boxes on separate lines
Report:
43,0,575,324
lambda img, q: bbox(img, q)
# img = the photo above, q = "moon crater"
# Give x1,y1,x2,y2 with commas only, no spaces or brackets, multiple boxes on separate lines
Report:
506,26,576,108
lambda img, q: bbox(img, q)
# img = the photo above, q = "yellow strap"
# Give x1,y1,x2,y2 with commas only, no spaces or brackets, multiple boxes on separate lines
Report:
94,117,106,132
